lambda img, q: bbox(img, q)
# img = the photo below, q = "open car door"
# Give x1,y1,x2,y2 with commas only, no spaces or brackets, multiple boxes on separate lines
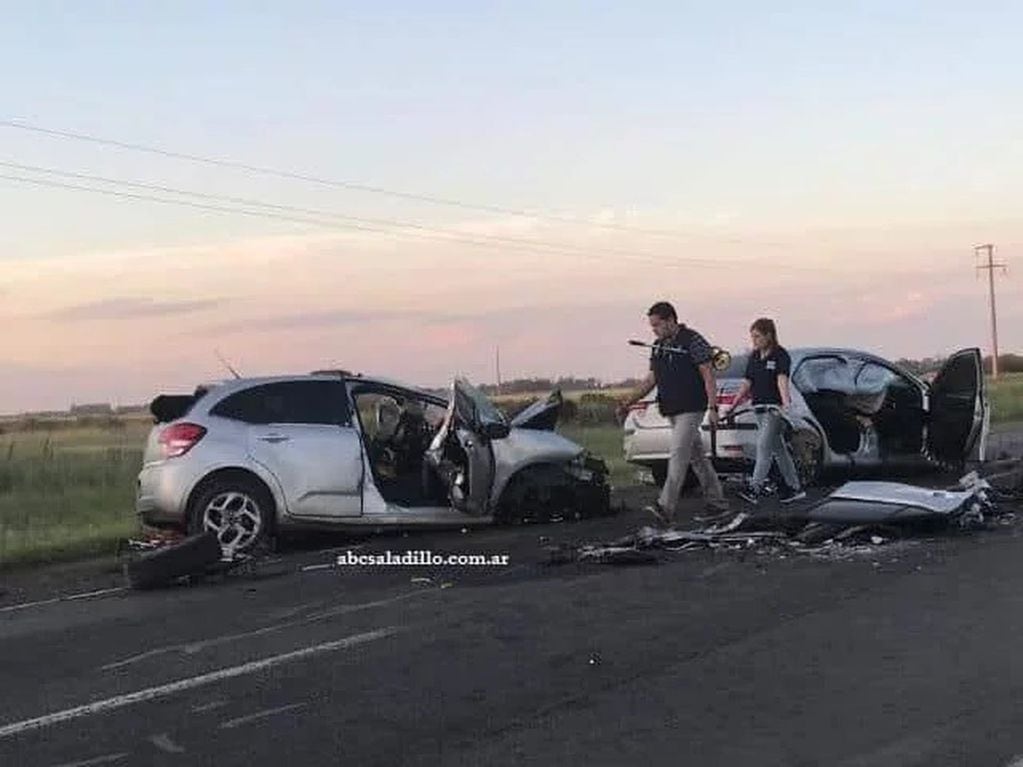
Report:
426,378,509,516
926,348,987,463
509,389,563,431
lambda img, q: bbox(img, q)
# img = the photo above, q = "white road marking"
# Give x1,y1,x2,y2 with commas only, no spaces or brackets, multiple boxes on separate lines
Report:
0,597,61,614
100,588,434,671
66,588,124,601
149,733,185,753
51,754,129,767
300,563,333,572
0,628,397,740
0,588,125,615
219,702,306,730
191,700,228,713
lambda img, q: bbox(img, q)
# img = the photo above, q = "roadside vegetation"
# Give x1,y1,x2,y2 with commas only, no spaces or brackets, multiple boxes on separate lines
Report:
1,376,1019,570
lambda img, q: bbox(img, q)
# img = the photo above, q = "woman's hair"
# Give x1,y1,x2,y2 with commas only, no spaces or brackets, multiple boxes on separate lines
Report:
750,317,778,348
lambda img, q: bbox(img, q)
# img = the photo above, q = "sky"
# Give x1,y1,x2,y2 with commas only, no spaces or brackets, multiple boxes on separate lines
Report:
1,1,1021,413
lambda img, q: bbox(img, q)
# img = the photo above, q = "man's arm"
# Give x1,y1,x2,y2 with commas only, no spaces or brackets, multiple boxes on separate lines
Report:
621,371,656,408
698,362,719,425
688,331,719,424
617,371,656,420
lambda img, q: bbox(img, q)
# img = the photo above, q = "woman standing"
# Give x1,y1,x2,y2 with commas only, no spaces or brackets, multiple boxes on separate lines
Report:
725,318,807,504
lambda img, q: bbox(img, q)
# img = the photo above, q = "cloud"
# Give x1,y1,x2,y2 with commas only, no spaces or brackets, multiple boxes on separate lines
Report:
43,297,223,321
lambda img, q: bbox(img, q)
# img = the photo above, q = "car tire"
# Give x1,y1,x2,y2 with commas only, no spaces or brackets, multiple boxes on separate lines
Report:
124,531,223,590
495,464,581,525
188,474,274,556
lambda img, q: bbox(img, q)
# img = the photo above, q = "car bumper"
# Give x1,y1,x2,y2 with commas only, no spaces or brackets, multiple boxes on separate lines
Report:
135,461,195,528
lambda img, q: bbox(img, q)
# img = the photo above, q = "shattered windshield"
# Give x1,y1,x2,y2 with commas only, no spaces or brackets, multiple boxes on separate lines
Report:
453,377,508,428
792,355,855,394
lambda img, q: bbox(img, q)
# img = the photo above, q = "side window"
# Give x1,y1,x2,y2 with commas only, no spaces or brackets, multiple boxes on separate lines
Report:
211,381,351,425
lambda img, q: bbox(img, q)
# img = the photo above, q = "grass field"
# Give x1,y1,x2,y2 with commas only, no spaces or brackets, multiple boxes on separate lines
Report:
0,374,1019,569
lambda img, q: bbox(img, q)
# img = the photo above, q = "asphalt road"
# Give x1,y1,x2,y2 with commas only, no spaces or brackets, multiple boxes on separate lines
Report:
3,480,1023,767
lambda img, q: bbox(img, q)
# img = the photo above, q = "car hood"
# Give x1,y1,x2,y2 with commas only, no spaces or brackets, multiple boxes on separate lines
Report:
509,390,563,431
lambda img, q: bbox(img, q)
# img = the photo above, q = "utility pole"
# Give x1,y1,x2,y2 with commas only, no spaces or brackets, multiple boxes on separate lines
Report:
495,346,502,394
974,244,1007,378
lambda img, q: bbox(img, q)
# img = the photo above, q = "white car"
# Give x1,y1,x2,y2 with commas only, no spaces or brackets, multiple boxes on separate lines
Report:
137,373,612,553
622,347,990,487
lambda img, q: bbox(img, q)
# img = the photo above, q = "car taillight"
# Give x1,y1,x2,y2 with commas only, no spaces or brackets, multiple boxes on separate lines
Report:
717,392,737,406
627,402,649,414
159,423,207,458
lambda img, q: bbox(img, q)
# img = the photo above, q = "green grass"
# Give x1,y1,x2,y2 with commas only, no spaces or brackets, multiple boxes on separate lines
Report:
558,424,634,487
0,423,150,569
990,374,1023,425
1,372,1019,570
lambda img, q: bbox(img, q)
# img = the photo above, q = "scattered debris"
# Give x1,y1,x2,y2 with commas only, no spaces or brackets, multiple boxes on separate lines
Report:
547,468,1020,567
301,563,335,572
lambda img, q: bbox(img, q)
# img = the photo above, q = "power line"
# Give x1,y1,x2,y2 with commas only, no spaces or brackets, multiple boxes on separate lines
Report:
0,157,948,279
0,160,735,269
0,118,793,247
0,172,762,273
0,163,851,274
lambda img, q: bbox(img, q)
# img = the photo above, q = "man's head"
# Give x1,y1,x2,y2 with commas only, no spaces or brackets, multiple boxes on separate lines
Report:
647,301,680,341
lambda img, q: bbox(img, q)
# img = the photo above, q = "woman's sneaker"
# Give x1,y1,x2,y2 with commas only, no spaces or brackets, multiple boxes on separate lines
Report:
738,486,764,505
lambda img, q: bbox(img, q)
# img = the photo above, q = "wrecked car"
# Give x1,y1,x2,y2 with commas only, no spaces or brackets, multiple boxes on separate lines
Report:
624,346,990,486
136,372,611,554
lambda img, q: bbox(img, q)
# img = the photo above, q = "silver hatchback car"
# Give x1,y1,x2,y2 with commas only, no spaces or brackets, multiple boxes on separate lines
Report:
137,373,611,554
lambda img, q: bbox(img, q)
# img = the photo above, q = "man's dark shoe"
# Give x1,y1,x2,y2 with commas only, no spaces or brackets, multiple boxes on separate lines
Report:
643,502,672,527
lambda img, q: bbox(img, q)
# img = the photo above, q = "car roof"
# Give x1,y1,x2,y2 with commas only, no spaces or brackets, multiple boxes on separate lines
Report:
196,373,447,403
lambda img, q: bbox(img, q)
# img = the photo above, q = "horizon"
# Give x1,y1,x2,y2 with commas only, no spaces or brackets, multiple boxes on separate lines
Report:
2,2,1020,413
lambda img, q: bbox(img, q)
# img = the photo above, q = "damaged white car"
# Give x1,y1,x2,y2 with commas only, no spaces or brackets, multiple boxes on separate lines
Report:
625,347,990,487
136,373,612,554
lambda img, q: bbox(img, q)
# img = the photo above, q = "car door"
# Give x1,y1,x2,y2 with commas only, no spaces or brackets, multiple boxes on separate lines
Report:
926,348,987,463
211,380,364,517
446,378,508,515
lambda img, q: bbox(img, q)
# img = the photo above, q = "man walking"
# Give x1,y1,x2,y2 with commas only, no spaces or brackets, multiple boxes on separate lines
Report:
618,302,731,526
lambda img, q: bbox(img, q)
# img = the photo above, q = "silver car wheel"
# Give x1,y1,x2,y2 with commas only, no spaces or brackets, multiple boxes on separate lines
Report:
202,491,263,553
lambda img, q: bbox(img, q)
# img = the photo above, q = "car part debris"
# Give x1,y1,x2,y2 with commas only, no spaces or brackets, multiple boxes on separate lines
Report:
123,531,226,590
577,545,658,566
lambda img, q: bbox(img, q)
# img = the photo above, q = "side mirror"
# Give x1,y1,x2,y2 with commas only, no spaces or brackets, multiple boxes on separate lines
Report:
482,421,510,441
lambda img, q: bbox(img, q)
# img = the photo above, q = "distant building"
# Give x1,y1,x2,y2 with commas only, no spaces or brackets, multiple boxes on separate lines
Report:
70,403,114,416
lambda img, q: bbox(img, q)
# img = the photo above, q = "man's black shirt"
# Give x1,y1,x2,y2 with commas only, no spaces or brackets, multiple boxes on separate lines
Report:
648,326,713,416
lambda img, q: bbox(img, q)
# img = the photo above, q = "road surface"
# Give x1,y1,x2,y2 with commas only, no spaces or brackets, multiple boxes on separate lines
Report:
2,479,1023,766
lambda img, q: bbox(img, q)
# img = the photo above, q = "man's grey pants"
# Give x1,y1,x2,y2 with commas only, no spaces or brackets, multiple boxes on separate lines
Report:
657,411,727,520
751,409,801,491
